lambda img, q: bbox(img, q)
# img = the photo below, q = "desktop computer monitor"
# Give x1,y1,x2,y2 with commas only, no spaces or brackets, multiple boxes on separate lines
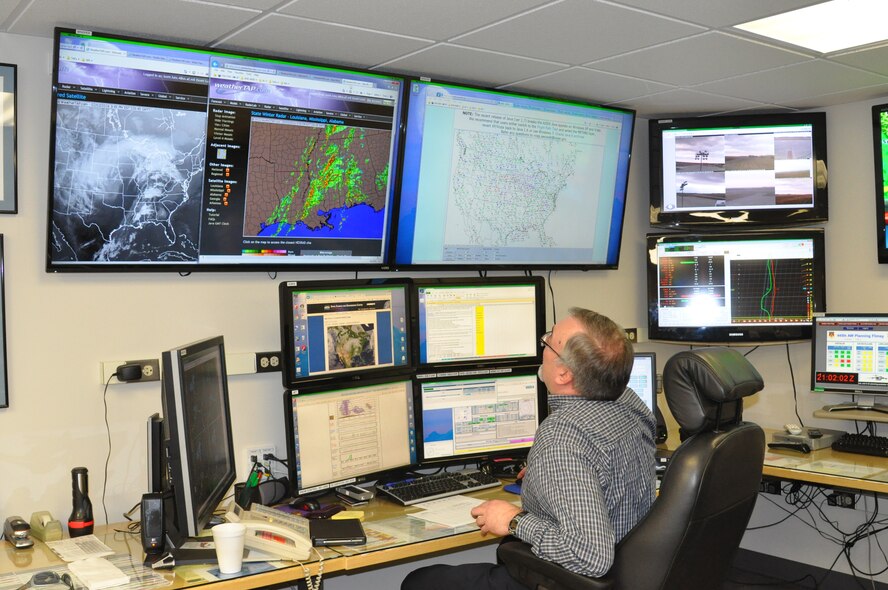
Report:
284,376,418,496
412,276,545,370
160,335,236,549
629,352,657,413
416,369,546,466
279,278,413,387
811,314,888,413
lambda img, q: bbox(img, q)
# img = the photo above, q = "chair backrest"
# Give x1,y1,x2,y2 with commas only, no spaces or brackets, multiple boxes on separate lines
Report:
608,347,765,590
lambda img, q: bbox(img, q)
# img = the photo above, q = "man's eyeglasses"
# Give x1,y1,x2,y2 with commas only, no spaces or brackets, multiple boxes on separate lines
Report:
539,330,562,360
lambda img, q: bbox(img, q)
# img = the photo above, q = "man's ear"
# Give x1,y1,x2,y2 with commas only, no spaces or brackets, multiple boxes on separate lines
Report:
554,364,573,387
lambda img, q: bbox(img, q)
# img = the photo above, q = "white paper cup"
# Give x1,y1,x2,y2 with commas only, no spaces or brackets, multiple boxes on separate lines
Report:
212,522,246,574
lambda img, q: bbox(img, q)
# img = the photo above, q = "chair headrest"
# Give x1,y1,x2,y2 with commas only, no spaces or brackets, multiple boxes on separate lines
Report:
663,347,764,438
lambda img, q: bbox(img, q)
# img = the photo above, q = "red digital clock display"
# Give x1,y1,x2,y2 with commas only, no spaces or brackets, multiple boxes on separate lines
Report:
815,371,859,384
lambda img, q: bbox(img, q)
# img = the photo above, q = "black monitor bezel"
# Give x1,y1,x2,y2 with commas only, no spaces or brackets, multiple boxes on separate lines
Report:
630,351,657,414
414,366,547,468
390,75,636,271
283,374,418,497
649,111,829,228
646,229,826,343
160,335,236,546
46,26,408,273
278,277,415,388
872,103,888,264
811,313,888,396
410,275,546,373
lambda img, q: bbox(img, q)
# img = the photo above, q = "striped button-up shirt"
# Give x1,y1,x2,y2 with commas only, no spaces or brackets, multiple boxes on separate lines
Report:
513,388,657,577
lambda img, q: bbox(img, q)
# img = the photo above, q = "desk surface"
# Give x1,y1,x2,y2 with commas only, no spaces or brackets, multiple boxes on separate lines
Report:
761,428,888,494
0,486,514,590
9,440,886,589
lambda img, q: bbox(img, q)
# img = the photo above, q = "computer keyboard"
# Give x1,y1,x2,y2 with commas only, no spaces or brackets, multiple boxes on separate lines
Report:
831,433,888,458
377,470,502,505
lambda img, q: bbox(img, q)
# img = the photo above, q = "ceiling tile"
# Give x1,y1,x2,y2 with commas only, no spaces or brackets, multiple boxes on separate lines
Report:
610,0,826,27
591,32,810,86
615,88,771,119
695,60,888,105
452,0,703,64
189,0,280,9
278,0,554,40
0,0,17,25
833,45,888,77
509,67,673,106
780,83,888,110
219,14,431,68
384,44,563,87
8,0,258,43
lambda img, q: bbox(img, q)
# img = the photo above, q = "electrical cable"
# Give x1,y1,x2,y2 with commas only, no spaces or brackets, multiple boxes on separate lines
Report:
101,372,115,529
784,341,804,427
546,270,556,323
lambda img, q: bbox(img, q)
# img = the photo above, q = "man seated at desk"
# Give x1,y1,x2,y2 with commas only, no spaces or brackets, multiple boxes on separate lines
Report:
401,307,657,590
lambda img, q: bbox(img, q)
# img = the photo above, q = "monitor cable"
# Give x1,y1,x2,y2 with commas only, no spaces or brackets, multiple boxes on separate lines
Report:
101,364,145,528
785,342,804,427
546,270,556,323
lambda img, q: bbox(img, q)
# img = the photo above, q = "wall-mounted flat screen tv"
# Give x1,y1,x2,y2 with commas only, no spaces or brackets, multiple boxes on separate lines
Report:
46,28,406,272
649,112,828,227
646,230,826,343
392,79,635,270
872,103,888,263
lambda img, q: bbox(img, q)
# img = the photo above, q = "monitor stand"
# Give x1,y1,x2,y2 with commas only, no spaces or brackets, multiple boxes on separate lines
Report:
822,395,888,415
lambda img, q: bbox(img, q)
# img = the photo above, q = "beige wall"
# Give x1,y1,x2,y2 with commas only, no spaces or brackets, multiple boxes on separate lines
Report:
1,29,887,584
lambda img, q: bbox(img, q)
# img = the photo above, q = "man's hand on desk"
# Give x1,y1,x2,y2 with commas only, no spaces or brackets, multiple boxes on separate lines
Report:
471,500,522,536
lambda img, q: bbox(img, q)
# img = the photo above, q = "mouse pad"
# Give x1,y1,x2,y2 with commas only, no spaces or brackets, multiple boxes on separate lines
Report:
504,483,522,495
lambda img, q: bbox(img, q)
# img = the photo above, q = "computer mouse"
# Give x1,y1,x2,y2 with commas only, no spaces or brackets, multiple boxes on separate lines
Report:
293,499,321,511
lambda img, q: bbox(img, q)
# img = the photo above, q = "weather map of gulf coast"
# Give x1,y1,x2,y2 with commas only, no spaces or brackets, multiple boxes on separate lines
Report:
245,120,393,241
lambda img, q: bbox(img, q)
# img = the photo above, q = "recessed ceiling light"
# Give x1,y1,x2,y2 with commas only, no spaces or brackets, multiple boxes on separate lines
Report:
735,0,888,53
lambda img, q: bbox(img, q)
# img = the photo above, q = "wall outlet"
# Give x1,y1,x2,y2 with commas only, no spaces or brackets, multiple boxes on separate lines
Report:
255,351,282,373
100,359,161,384
243,445,286,480
827,490,856,509
759,478,781,495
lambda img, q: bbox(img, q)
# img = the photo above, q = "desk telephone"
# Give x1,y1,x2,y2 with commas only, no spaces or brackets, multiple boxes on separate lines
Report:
228,503,312,561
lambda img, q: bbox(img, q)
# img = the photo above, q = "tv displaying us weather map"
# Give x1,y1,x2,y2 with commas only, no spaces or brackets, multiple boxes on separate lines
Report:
872,103,888,264
46,28,406,272
392,79,635,270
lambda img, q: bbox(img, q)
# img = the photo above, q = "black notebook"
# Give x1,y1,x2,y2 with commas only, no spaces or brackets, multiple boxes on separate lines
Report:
309,518,366,547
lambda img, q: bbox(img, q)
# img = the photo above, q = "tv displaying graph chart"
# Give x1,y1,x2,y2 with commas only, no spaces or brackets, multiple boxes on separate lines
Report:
646,230,825,343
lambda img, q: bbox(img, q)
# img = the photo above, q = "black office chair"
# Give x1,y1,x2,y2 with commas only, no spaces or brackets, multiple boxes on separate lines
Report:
497,347,765,590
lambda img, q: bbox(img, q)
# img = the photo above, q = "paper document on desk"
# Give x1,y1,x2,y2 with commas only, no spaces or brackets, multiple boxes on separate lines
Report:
45,535,114,562
410,495,485,527
67,557,129,590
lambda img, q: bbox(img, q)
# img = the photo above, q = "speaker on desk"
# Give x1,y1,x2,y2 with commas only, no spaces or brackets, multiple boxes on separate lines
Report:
141,492,164,555
654,404,668,444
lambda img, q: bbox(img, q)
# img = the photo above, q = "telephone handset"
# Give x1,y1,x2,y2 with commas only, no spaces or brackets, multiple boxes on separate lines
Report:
227,504,311,561
242,521,311,561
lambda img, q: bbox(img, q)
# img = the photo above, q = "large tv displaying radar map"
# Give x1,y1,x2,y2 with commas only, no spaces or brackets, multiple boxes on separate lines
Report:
392,79,635,270
46,28,405,272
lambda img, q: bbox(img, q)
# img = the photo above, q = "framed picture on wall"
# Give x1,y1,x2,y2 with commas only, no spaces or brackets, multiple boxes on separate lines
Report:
0,63,16,214
0,235,7,407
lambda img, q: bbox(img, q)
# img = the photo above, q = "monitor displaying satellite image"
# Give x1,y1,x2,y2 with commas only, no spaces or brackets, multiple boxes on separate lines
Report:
47,28,405,271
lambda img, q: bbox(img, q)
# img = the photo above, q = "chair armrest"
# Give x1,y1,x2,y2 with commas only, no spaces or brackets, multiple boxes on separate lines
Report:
497,540,614,590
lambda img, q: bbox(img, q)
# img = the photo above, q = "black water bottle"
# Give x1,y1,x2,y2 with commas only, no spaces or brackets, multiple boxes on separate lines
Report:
68,467,94,537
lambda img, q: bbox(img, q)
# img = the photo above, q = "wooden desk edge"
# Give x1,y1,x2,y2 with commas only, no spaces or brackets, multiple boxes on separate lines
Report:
341,530,499,571
762,465,888,494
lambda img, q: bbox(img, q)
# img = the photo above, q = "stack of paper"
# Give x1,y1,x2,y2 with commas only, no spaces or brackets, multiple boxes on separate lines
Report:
67,558,130,590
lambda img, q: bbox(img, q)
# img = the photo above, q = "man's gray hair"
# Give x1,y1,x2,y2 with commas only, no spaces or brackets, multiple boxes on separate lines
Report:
559,307,634,401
